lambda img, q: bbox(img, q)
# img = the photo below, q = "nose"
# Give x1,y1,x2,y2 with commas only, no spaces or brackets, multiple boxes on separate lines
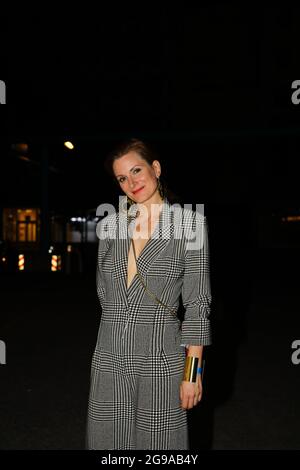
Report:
128,175,136,188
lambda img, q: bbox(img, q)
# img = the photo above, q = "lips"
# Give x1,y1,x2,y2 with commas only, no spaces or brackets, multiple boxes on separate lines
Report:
132,186,144,195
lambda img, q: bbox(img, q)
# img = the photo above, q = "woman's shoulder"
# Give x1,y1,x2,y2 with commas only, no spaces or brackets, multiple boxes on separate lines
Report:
96,211,118,241
98,211,118,226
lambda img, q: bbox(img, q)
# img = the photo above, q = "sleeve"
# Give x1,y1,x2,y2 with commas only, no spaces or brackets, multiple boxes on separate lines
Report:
180,213,212,346
96,218,110,307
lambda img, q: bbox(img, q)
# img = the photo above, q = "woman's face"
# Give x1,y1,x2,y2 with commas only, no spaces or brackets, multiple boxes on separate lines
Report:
113,151,161,203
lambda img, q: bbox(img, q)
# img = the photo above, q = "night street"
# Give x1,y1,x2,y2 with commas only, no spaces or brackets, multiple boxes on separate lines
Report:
1,243,299,450
1,5,300,454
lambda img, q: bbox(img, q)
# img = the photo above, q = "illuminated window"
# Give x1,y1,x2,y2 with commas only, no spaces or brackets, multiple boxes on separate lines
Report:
3,208,40,243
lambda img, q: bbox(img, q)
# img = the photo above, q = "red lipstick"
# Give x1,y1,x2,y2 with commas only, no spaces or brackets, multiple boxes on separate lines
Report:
132,186,144,195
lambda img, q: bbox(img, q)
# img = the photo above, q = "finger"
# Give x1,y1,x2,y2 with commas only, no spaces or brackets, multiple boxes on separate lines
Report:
181,393,193,410
181,394,188,409
194,386,201,406
197,378,202,399
194,393,198,406
189,395,195,409
184,393,192,409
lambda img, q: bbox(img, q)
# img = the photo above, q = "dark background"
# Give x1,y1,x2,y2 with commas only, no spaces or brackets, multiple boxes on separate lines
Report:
1,6,300,450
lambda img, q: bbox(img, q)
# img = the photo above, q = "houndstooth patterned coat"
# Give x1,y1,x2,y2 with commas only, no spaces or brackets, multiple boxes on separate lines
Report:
86,198,212,450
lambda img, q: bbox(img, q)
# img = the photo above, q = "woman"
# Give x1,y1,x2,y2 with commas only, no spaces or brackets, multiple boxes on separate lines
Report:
86,138,212,450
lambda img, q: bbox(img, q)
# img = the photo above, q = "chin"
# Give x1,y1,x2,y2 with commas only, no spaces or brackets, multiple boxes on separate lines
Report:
133,196,147,203
132,192,148,203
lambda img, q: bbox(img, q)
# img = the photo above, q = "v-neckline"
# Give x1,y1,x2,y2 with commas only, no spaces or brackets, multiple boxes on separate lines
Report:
126,227,156,290
126,241,138,290
126,203,164,290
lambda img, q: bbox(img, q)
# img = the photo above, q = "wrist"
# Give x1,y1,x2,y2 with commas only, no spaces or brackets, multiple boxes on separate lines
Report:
183,356,199,383
186,345,202,358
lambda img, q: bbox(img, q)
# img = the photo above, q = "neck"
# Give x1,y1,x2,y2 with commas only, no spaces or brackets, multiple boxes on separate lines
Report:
136,191,164,219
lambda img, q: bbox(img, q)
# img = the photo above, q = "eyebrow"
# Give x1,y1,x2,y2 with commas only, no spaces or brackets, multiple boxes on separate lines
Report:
116,165,141,178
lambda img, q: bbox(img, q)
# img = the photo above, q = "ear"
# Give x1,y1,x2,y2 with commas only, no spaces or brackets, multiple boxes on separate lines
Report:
152,160,161,178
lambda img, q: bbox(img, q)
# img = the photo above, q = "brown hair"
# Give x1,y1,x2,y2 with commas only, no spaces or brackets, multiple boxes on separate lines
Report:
104,138,158,176
104,137,181,204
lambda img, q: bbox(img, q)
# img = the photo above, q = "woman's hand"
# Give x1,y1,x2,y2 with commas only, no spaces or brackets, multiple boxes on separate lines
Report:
180,373,202,409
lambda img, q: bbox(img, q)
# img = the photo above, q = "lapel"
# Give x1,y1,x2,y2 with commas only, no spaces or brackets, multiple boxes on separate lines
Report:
112,198,174,302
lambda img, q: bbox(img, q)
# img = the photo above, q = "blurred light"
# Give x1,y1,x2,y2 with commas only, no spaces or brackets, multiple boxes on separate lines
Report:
64,141,74,150
19,156,31,162
281,216,300,222
12,143,29,153
67,245,72,253
51,255,62,271
70,217,86,222
2,257,6,262
48,246,54,254
18,254,25,271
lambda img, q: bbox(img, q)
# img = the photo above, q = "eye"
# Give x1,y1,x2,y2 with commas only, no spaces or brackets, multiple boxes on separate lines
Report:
117,167,141,184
